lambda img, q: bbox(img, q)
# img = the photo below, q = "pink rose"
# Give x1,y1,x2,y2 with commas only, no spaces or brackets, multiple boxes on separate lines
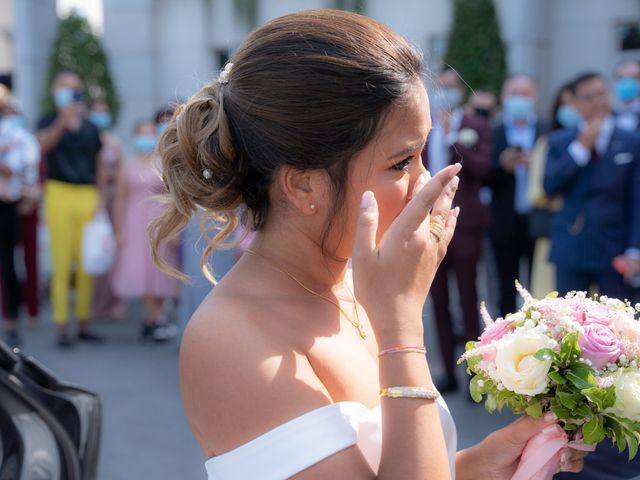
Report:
583,303,615,327
480,319,514,345
578,323,622,370
534,298,565,319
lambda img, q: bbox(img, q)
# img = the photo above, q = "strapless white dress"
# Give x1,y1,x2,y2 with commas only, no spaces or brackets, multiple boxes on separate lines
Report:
205,397,457,479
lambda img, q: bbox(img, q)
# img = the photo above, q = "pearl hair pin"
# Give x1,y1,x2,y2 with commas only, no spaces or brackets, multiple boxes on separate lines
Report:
202,169,212,179
218,63,233,84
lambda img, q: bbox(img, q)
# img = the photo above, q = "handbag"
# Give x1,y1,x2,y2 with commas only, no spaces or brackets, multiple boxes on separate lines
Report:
81,209,117,276
0,342,102,479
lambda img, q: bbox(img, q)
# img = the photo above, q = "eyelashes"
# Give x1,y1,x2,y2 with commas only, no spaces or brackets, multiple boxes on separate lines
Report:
391,156,413,172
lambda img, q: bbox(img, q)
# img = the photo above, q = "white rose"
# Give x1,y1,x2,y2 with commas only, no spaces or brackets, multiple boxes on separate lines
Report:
495,332,555,396
608,370,640,422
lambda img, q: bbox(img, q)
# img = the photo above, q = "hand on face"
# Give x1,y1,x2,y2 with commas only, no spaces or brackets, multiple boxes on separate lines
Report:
351,162,461,341
578,115,605,151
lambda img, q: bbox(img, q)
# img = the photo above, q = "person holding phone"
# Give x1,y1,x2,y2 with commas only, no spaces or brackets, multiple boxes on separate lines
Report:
486,75,546,317
37,70,105,348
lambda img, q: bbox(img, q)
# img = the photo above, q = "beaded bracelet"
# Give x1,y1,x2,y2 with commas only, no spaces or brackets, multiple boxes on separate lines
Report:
380,386,440,400
378,345,427,357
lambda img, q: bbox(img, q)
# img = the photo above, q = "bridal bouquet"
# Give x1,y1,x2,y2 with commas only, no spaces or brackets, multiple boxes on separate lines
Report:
459,282,640,480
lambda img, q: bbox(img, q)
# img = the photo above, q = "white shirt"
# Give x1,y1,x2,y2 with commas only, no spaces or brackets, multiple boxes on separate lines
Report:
614,99,640,132
428,107,464,174
0,120,40,201
567,115,615,167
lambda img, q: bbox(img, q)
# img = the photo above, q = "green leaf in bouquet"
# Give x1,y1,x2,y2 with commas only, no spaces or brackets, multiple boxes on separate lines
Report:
485,393,498,413
469,375,484,403
550,398,573,420
563,422,578,430
602,386,616,410
534,348,559,364
613,424,627,453
583,415,606,444
581,386,616,411
525,401,543,418
603,414,640,460
545,291,559,298
573,404,593,418
567,363,597,389
560,331,581,364
465,341,477,351
548,370,567,385
466,354,481,373
557,391,582,410
627,434,638,461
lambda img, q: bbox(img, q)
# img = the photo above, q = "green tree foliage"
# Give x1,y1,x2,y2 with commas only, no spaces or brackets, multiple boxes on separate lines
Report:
334,0,366,14
233,0,258,28
43,12,119,120
443,0,507,94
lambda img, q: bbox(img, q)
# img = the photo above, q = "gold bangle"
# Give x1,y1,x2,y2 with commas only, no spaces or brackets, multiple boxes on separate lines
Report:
380,386,440,400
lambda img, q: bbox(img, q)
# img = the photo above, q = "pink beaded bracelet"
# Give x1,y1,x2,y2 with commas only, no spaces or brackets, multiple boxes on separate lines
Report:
378,346,427,357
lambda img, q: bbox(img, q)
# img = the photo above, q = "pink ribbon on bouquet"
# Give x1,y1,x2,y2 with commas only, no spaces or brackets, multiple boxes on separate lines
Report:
512,424,596,480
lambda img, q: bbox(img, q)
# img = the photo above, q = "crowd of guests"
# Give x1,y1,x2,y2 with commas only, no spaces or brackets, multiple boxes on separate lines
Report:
0,70,183,349
1,62,639,376
424,61,640,395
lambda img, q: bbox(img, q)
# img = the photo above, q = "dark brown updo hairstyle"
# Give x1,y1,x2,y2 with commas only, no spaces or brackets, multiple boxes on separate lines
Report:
149,9,423,281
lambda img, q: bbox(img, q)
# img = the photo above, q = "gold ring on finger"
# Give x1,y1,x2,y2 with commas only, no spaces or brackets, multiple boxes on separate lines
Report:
429,222,444,242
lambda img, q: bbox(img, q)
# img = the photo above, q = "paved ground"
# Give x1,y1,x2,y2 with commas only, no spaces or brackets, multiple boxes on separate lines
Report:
13,292,516,479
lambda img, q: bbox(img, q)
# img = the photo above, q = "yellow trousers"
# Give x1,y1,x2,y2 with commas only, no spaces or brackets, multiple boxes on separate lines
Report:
45,180,99,325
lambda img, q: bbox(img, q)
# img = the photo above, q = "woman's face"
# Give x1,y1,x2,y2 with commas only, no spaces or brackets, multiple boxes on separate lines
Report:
325,80,431,259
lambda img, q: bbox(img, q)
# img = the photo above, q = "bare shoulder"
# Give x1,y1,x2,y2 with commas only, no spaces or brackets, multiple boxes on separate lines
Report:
179,286,332,458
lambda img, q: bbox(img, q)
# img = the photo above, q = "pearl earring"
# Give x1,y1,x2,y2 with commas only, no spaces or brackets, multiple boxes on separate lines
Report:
309,204,316,210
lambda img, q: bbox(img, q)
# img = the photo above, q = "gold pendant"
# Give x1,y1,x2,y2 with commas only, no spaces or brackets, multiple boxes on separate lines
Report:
358,324,367,340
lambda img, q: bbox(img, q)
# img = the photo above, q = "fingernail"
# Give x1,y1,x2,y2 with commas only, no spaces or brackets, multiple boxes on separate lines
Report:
361,191,375,209
561,451,570,465
451,176,460,188
544,412,558,422
453,206,460,218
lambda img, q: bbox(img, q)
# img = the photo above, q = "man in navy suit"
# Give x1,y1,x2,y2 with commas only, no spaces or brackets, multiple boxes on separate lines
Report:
544,72,640,301
547,72,640,479
487,75,545,317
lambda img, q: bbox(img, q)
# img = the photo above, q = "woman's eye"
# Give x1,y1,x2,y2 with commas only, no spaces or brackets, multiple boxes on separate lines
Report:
391,156,413,172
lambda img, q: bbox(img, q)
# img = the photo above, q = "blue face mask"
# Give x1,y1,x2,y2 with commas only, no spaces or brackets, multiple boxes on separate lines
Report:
2,115,27,130
156,122,169,136
133,134,156,154
503,95,535,121
89,111,112,130
54,88,76,108
615,77,639,103
556,105,581,129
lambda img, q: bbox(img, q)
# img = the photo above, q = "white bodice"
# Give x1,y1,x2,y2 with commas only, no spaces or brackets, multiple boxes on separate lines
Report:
205,397,457,479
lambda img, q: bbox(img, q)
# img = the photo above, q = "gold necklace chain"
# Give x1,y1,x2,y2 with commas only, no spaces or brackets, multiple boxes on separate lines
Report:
245,249,367,340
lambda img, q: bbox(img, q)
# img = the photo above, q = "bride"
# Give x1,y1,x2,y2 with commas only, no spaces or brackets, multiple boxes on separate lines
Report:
150,9,586,479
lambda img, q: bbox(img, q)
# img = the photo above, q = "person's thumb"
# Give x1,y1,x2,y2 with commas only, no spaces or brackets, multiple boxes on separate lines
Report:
505,413,559,449
353,191,378,263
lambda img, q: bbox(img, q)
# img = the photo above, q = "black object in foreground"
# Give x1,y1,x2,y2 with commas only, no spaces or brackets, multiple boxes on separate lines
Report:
0,340,102,480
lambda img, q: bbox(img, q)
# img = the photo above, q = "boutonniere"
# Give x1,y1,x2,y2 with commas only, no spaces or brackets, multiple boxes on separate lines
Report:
458,128,479,148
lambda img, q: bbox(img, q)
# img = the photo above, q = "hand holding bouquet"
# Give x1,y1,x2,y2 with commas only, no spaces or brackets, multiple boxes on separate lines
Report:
460,282,640,480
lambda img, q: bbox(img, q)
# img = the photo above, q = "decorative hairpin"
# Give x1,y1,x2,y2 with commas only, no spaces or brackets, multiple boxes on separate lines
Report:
202,169,212,179
218,63,233,84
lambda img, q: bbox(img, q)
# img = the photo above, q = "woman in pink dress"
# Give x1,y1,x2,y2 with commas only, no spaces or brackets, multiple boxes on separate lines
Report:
112,120,179,341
